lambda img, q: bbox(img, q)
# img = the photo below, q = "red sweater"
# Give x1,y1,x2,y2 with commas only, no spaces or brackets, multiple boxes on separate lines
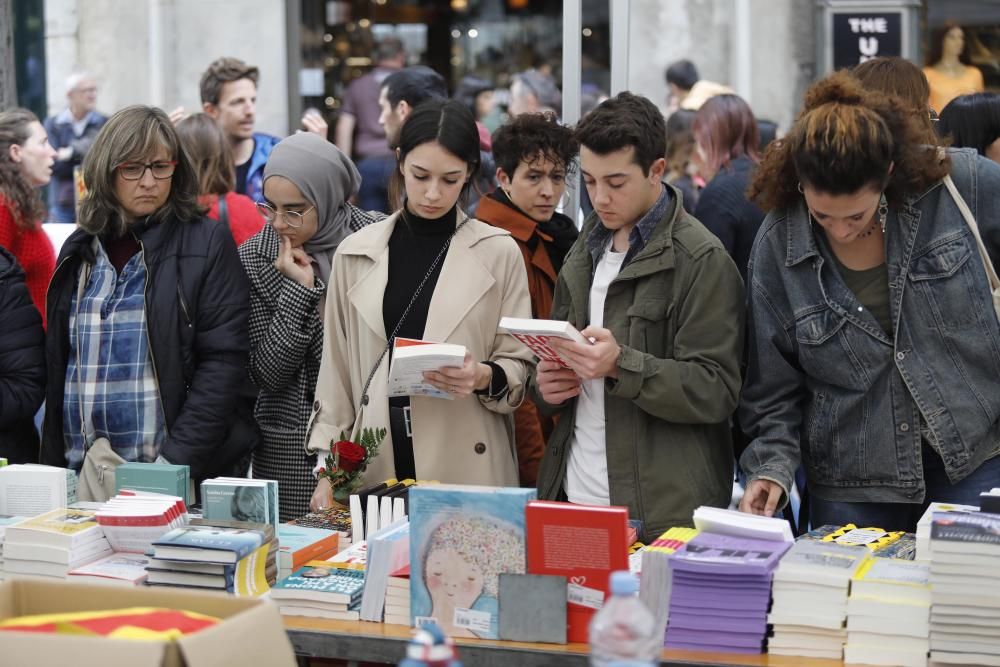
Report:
0,198,55,327
202,192,265,247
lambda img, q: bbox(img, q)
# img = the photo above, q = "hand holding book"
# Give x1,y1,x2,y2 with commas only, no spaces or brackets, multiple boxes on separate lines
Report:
421,351,491,397
548,326,621,381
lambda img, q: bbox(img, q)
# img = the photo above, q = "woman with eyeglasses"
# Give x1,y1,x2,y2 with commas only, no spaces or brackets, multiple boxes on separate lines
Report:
738,73,1000,531
307,99,533,511
0,108,57,325
41,105,254,486
239,132,383,520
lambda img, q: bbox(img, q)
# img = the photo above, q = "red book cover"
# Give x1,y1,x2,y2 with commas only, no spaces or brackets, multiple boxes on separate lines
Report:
525,500,630,644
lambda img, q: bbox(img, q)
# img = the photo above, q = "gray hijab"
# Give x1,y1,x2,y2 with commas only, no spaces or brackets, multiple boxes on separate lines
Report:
262,132,361,287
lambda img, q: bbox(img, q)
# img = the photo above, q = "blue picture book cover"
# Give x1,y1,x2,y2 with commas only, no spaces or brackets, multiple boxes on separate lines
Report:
152,525,264,560
271,565,366,605
408,484,536,639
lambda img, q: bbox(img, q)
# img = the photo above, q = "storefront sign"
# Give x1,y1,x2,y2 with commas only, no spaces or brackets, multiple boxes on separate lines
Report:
831,10,903,68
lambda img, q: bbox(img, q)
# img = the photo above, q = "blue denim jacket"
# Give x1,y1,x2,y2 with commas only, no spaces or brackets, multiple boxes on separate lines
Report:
740,148,1000,504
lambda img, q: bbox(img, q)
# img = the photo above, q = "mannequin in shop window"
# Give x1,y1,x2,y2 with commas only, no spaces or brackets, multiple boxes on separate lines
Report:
923,23,984,116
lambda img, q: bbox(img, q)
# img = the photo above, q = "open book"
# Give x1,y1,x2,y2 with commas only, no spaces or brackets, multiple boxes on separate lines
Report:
499,317,591,369
386,338,466,399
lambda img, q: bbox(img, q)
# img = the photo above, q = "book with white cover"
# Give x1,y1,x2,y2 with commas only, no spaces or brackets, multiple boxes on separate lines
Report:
851,559,931,605
2,539,113,577
67,552,150,586
930,650,1000,667
498,317,590,369
773,539,869,587
386,338,466,399
3,508,104,550
276,605,360,621
692,505,794,542
359,518,409,622
843,644,928,667
915,501,978,561
0,465,71,516
4,536,113,565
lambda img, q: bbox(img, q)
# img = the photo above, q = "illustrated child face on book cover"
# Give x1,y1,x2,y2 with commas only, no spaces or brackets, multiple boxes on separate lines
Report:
418,516,523,639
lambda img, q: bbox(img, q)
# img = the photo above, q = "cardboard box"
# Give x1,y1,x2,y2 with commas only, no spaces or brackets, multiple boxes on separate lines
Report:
0,579,296,667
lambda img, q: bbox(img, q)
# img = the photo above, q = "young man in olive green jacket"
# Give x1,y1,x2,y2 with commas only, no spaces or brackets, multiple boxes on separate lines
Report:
533,92,745,541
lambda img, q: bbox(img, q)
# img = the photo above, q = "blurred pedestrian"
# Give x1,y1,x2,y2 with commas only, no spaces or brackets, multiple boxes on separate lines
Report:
0,108,57,325
44,71,107,223
176,112,265,246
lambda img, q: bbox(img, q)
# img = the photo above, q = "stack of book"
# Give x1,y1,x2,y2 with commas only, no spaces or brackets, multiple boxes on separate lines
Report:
664,533,791,653
146,520,274,596
843,559,931,667
928,511,1000,666
269,564,366,620
638,526,700,645
0,508,112,579
384,564,411,626
0,514,25,579
0,464,78,515
349,478,418,544
359,518,410,622
67,552,151,586
692,506,794,542
768,540,870,659
201,477,279,530
289,506,353,548
96,491,187,553
915,502,978,561
276,524,340,581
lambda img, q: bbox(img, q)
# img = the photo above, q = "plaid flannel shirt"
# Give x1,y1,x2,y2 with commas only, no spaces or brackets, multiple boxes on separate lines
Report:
63,240,165,471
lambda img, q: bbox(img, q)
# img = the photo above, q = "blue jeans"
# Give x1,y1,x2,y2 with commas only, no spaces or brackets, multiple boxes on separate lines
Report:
810,445,1000,532
355,155,394,214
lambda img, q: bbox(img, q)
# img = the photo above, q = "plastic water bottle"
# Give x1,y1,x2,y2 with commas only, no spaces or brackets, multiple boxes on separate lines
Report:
589,571,660,667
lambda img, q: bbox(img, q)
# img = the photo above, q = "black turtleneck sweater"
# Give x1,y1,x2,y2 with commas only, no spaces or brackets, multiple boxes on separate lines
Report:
383,204,457,342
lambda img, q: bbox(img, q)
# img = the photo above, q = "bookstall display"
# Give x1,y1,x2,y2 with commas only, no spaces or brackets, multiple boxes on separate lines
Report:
1,458,999,667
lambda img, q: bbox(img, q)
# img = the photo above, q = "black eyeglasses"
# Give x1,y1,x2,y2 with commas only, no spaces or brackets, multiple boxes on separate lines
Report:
116,161,177,180
255,201,315,228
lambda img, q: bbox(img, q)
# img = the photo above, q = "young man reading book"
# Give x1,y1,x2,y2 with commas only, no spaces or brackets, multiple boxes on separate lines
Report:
477,112,579,486
531,92,744,541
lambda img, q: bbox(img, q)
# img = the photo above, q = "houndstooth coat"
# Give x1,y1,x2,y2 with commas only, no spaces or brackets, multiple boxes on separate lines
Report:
239,205,384,521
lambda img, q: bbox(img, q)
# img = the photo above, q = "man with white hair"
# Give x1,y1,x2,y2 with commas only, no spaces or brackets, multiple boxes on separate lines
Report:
43,71,108,223
508,69,562,118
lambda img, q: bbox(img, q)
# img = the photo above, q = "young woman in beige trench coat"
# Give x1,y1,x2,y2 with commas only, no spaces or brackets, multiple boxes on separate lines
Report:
308,100,533,510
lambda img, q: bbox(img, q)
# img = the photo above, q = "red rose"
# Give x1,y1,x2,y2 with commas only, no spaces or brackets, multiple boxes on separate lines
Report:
334,440,366,473
317,467,326,475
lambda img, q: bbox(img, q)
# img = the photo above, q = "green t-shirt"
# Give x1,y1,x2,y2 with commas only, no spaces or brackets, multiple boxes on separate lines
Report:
831,255,892,336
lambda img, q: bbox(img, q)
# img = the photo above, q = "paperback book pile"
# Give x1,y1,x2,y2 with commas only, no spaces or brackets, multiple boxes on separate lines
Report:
360,518,410,622
928,511,1000,666
664,532,791,654
0,514,26,579
201,477,279,530
276,524,340,580
0,508,112,579
0,464,77,515
384,564,411,626
96,490,187,553
146,520,274,596
639,526,700,644
843,559,931,667
692,506,794,542
767,540,870,659
67,551,151,586
269,563,366,620
915,502,978,561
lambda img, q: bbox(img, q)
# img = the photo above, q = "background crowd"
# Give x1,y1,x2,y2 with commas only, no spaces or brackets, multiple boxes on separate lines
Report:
3,28,1000,536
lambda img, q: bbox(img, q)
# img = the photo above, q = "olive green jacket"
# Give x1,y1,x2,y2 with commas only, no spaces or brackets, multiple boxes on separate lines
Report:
533,186,745,541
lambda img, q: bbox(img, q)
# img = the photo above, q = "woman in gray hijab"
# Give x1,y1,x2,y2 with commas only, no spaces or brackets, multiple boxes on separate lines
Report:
239,132,384,521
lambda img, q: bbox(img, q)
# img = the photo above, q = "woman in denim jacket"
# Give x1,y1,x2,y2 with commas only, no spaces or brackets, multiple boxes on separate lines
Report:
738,72,1000,531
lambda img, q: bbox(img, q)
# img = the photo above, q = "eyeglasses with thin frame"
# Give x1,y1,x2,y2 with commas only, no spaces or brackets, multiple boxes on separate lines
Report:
116,160,177,181
255,201,315,228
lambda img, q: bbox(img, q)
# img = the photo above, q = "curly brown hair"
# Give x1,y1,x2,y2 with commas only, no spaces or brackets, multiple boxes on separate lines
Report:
749,71,949,212
0,108,46,229
491,111,578,179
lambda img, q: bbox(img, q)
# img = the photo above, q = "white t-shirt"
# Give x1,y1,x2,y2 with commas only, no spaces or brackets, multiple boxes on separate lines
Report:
565,243,628,506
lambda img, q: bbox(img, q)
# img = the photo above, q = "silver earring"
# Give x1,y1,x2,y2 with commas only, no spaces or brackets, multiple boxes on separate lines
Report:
878,193,888,233
797,182,804,194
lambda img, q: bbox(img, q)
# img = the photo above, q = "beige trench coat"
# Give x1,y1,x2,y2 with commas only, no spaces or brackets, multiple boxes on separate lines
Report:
306,211,533,487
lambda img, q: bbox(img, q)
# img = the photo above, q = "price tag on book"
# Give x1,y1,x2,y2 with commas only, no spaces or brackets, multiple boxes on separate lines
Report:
567,582,605,610
414,616,438,628
834,528,888,545
453,607,491,634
